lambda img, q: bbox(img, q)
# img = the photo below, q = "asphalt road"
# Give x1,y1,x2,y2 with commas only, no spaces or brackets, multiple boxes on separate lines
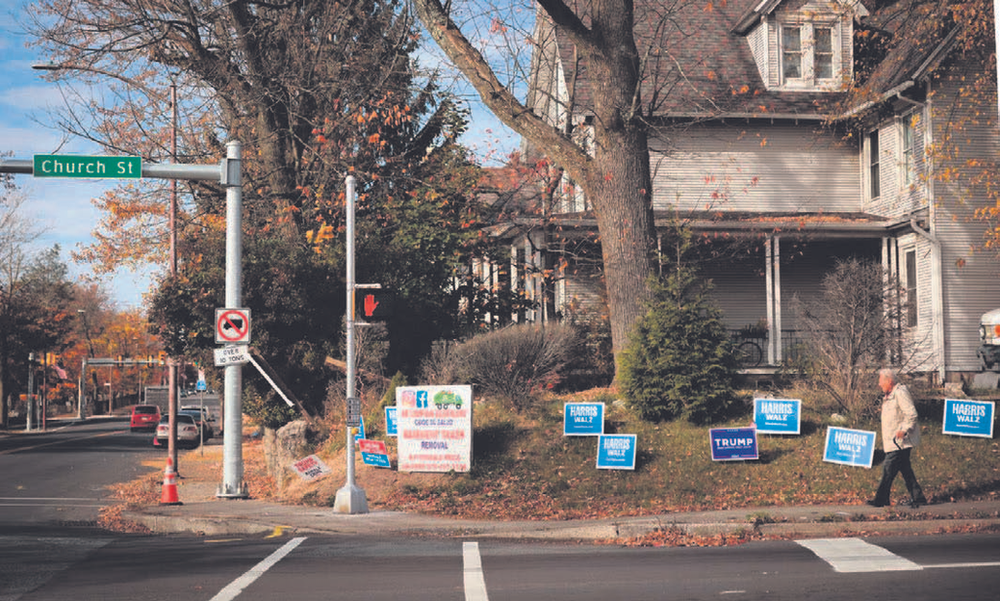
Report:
1,530,999,600
1,420,999,600
0,418,162,525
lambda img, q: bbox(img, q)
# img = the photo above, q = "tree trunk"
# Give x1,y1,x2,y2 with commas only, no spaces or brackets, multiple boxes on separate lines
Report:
582,0,657,360
413,0,658,377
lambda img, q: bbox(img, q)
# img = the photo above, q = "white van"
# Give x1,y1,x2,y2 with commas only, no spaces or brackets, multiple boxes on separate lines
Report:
977,308,1000,371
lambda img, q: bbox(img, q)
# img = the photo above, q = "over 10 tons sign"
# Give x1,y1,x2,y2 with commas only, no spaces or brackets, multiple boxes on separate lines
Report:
396,386,472,473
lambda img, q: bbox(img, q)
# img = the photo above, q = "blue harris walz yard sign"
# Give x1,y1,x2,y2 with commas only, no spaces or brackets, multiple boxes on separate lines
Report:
823,426,876,468
564,402,605,436
384,406,398,437
942,399,995,438
596,434,637,470
753,398,801,435
709,427,759,461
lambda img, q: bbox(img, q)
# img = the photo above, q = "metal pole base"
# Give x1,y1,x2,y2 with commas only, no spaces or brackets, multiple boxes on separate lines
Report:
216,482,249,499
333,484,368,514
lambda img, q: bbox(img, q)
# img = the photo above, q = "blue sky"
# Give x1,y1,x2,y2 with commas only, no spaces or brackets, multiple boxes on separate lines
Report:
1,0,154,308
0,0,519,312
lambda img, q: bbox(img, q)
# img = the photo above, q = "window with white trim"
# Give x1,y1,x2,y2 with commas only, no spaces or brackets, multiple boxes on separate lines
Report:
867,130,880,200
779,22,840,89
904,248,917,327
900,113,917,186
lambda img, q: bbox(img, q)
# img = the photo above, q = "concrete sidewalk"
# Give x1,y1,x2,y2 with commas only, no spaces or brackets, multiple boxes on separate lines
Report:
124,478,1000,542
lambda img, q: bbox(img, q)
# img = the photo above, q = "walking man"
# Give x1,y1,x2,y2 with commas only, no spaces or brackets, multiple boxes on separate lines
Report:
868,368,928,508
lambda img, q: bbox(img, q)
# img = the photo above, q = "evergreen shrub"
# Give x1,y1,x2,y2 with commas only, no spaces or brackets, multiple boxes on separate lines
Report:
619,273,739,424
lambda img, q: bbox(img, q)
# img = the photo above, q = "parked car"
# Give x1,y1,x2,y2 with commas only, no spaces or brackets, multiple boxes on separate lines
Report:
179,407,214,440
978,308,1000,371
181,405,215,440
129,404,161,432
153,413,200,449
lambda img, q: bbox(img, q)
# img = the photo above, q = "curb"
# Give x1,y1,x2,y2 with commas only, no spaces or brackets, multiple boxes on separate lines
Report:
121,506,1000,541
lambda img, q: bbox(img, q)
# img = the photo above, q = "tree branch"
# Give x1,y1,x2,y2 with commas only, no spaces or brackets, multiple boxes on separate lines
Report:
411,0,591,183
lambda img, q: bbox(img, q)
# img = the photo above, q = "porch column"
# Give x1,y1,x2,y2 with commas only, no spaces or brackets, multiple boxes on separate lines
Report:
765,236,783,365
511,243,519,323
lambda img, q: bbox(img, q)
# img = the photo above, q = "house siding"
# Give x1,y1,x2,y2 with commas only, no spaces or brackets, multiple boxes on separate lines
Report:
929,75,1000,372
650,123,860,213
747,20,769,84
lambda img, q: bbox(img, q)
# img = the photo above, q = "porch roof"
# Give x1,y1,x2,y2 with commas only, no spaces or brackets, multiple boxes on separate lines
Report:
496,209,928,240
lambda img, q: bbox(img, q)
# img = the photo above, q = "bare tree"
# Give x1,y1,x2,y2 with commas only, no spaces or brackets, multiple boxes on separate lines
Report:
792,258,925,420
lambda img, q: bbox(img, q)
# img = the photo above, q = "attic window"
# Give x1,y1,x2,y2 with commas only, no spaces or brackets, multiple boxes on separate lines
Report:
779,22,840,89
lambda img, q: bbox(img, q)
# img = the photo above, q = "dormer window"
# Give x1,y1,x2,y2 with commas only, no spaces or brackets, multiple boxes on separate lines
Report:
731,0,864,93
780,22,840,89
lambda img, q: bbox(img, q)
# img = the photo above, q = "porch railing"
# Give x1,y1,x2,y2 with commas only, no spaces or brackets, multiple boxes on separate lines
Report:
729,330,811,367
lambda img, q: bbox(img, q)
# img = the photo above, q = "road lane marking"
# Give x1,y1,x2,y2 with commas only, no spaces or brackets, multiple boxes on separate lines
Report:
464,541,490,601
0,497,105,501
924,562,1000,569
797,538,922,572
0,430,119,455
210,536,306,601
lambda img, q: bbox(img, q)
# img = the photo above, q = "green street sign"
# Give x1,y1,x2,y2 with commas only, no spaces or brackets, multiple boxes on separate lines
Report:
33,154,142,179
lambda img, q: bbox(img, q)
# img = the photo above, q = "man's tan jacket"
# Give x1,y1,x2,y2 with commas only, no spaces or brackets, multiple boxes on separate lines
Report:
881,383,921,452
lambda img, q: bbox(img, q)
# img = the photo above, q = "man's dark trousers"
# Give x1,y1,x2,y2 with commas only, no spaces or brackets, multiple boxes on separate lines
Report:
874,448,926,505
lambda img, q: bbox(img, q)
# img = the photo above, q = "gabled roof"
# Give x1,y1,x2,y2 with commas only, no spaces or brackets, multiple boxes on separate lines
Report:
732,0,869,34
838,0,968,117
548,0,847,120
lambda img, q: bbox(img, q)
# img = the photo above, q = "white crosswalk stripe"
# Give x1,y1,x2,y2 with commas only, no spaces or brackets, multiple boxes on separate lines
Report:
797,538,922,573
463,541,490,601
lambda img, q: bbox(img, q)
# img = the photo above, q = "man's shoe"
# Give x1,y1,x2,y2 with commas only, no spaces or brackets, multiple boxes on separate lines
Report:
866,499,887,507
901,499,920,509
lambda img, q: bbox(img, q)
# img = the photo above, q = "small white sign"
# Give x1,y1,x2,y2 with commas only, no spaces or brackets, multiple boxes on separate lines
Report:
214,345,250,366
289,454,332,481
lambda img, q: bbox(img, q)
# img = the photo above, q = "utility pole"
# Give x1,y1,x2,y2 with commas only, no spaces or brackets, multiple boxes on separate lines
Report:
167,78,180,473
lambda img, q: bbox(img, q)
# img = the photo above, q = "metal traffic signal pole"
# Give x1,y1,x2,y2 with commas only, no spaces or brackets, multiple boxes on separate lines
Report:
0,143,245,495
217,140,248,498
334,175,368,514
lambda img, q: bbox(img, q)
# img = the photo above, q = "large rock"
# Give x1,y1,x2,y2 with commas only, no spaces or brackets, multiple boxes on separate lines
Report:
263,420,311,492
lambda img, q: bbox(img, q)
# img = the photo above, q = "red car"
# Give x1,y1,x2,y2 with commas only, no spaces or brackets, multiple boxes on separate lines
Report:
129,404,161,432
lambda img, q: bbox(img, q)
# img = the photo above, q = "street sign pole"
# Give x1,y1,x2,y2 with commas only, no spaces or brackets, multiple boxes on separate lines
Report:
334,175,368,514
218,140,248,499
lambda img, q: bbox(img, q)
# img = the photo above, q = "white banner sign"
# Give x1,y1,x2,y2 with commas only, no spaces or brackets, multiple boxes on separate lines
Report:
396,385,472,473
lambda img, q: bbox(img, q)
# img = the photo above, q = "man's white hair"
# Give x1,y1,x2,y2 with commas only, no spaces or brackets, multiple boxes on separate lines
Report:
878,368,898,382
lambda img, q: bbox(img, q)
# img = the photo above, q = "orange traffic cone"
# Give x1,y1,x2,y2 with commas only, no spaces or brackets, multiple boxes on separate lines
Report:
160,457,182,506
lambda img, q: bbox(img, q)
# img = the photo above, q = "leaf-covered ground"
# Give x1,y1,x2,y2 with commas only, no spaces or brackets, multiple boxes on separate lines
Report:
102,391,1000,545
280,392,1000,522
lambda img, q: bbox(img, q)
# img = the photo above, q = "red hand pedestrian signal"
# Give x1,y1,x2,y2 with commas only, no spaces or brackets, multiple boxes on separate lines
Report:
356,289,393,320
364,294,379,317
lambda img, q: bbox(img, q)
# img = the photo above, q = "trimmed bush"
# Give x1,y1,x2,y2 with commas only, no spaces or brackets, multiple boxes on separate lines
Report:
422,324,579,410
